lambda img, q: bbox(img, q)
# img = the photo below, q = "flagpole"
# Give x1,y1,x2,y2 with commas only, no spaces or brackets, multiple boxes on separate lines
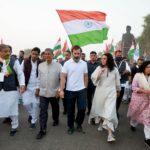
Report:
0,38,3,44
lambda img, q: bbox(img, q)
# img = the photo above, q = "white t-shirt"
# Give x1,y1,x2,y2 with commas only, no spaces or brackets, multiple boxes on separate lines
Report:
62,58,88,91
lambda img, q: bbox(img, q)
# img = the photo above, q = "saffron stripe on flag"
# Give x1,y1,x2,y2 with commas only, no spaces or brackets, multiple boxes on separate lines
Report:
56,10,106,22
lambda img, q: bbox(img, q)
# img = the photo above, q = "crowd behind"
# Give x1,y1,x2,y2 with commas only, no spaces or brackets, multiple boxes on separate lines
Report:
0,44,150,148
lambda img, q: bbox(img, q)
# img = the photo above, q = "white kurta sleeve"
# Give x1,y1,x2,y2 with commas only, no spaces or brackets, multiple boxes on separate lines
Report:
115,68,121,91
21,60,24,71
91,66,101,86
13,60,25,86
20,60,24,71
126,62,131,72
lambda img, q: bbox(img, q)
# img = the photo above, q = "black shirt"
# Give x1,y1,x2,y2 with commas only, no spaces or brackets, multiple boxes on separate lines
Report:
87,61,100,87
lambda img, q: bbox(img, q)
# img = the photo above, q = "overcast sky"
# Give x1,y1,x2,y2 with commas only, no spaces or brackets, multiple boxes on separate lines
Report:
0,0,150,56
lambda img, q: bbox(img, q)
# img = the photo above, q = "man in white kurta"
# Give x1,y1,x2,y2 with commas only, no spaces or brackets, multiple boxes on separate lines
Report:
22,61,39,128
22,47,41,128
0,44,25,136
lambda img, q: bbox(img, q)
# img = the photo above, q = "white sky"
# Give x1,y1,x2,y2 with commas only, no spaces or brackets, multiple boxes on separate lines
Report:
0,0,150,57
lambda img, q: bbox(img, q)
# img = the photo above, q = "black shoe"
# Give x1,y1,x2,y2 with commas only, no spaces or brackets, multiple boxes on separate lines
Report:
10,129,17,136
63,111,67,115
86,112,90,116
123,100,129,104
36,130,46,139
52,121,59,126
67,128,74,135
117,112,120,120
30,123,36,129
145,139,150,148
28,116,32,124
130,126,136,132
91,118,96,125
76,125,85,133
3,118,11,124
76,125,82,132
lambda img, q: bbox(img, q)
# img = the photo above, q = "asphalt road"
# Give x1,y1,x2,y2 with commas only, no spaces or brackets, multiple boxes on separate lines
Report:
0,102,148,150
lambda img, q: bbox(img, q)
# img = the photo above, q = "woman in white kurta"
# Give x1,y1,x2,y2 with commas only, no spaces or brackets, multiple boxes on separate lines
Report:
88,53,121,142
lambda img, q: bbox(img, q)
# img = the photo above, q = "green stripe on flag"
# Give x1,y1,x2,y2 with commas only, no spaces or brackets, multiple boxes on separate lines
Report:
53,45,61,51
69,28,108,46
128,49,134,60
109,45,114,54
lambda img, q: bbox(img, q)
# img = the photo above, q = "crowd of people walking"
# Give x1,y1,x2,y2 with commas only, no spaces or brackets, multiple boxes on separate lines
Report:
0,43,150,148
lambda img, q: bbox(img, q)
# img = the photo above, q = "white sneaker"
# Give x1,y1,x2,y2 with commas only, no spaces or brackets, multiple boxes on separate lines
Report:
107,134,116,142
97,124,103,131
95,117,100,124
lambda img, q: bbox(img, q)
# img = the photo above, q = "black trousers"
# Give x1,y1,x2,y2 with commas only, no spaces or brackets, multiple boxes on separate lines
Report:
65,89,87,129
87,86,96,113
39,96,59,131
116,87,125,118
62,90,67,113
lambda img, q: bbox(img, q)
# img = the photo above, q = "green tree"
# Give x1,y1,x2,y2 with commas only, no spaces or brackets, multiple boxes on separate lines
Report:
137,14,150,56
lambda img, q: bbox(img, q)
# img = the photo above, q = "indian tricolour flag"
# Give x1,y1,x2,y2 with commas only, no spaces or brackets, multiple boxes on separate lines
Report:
133,44,140,61
56,10,109,47
53,38,61,59
128,45,135,60
62,40,70,53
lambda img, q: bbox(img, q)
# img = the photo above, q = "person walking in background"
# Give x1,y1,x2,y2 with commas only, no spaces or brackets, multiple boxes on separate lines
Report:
60,45,88,134
87,51,99,115
127,61,150,148
61,50,71,115
131,58,143,81
17,50,25,104
22,47,42,129
18,50,24,65
122,75,132,103
40,51,46,62
114,50,130,119
36,48,61,139
81,52,87,62
89,53,121,142
61,50,71,66
122,57,132,103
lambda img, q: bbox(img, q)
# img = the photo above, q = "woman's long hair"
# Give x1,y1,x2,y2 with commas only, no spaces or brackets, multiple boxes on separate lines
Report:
139,61,150,73
101,53,115,71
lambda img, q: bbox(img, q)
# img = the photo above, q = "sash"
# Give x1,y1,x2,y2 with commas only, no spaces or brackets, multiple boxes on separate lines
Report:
5,59,13,75
136,73,150,90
